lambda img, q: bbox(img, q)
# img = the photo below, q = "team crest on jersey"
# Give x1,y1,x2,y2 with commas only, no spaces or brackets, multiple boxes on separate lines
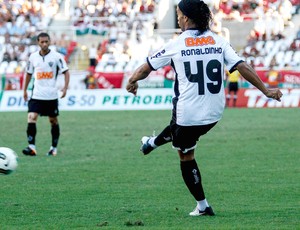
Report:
0,153,6,160
150,49,165,59
48,62,54,67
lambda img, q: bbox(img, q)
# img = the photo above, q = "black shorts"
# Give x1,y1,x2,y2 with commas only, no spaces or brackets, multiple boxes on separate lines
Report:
28,99,59,117
228,82,238,93
89,58,97,67
170,120,217,153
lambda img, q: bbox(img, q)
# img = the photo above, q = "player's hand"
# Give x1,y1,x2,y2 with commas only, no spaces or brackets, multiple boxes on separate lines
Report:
60,88,67,98
23,91,28,102
265,88,283,102
126,81,138,96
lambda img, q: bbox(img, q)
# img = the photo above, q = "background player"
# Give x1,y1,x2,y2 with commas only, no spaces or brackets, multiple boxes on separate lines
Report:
226,69,241,107
22,32,70,156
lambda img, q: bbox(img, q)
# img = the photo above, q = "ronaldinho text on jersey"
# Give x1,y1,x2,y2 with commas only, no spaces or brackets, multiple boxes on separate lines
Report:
181,47,222,56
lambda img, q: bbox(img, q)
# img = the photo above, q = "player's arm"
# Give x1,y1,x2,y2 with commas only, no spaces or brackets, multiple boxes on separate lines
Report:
236,62,283,101
57,52,70,98
60,70,70,98
23,73,32,101
224,69,230,86
126,63,152,96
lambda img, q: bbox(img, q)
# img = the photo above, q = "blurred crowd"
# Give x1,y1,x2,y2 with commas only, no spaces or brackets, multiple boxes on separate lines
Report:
0,0,75,75
239,0,300,69
84,0,300,73
71,0,160,73
212,0,300,69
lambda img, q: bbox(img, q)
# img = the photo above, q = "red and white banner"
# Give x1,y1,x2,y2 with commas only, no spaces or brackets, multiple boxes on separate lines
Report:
256,70,300,85
225,88,300,108
94,72,125,89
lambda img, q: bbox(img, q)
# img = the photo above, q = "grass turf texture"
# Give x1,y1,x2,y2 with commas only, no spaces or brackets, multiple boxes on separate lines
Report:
0,108,299,229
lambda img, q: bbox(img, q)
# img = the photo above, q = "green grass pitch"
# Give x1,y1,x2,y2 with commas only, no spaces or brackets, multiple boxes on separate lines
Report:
0,108,299,229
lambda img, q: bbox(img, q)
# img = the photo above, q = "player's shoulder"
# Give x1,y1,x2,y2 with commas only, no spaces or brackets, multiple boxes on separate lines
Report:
29,50,41,61
47,50,67,62
205,31,228,43
29,50,40,57
49,49,64,57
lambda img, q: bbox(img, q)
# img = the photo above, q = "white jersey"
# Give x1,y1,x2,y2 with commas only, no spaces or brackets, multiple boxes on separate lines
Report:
147,29,243,126
27,49,69,100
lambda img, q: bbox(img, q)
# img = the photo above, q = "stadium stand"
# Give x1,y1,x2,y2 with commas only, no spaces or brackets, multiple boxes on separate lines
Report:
80,0,300,73
0,0,77,75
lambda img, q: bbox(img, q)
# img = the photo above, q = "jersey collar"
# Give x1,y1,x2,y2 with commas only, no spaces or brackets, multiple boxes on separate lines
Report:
39,49,51,57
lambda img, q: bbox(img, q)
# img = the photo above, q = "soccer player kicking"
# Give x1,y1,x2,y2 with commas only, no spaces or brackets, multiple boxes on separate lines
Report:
22,32,70,156
126,0,283,216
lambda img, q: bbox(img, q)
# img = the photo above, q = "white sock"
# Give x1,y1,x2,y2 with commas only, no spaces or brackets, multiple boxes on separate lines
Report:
29,144,36,150
148,137,157,148
197,199,209,211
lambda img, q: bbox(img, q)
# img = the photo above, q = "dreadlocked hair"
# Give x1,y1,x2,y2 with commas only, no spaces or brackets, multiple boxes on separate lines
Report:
192,1,212,33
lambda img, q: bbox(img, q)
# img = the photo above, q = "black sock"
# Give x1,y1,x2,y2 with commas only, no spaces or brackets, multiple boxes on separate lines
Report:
154,125,172,146
180,159,205,201
27,123,36,145
51,124,60,148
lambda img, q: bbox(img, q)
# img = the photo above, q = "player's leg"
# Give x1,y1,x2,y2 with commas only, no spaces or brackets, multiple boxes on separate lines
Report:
171,122,217,216
140,125,172,155
226,92,231,107
23,99,39,156
47,99,60,156
23,112,39,156
232,83,238,107
226,83,232,107
233,92,237,107
233,82,239,107
47,116,59,156
179,150,214,216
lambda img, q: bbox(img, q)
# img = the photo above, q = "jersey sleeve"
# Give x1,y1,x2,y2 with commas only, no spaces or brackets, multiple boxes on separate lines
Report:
147,40,176,70
26,54,34,74
223,42,244,73
56,52,69,73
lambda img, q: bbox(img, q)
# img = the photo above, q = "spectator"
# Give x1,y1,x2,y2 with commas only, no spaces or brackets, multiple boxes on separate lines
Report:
2,52,11,62
5,79,15,90
84,71,98,89
226,69,241,107
88,44,98,69
278,0,293,26
266,64,281,88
